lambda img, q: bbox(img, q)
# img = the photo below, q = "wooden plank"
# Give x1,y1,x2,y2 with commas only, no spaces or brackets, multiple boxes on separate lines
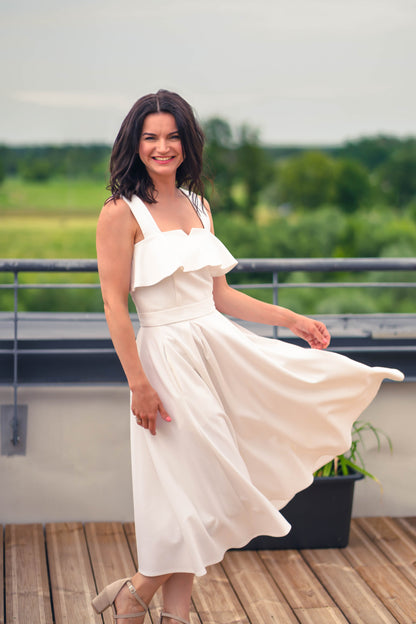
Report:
357,517,416,588
397,516,416,542
222,550,298,624
4,524,53,624
45,522,101,624
0,525,4,624
259,549,348,624
302,548,397,624
292,607,354,623
344,520,416,623
192,561,249,624
85,522,137,624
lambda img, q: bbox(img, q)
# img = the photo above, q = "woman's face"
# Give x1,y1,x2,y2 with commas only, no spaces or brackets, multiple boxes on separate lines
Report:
138,112,184,178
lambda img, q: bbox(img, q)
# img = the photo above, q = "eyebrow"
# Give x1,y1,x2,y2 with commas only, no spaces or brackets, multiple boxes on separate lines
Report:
142,130,179,136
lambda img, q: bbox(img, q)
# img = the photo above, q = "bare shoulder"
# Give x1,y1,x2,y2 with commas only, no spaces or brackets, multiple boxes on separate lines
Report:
97,196,139,240
99,196,131,223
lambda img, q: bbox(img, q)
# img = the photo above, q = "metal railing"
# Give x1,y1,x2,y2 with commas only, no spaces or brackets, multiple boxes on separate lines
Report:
1,257,416,449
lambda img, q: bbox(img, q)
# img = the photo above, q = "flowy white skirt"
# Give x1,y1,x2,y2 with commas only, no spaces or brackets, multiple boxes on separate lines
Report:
123,192,403,577
130,303,402,577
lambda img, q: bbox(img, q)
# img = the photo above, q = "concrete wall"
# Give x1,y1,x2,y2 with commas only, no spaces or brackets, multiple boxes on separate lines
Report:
0,382,415,524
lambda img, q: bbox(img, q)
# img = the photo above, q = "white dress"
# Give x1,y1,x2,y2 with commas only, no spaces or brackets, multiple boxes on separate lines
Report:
124,189,403,577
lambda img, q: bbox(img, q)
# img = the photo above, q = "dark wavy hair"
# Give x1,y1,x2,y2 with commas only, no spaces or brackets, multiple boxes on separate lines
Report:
108,89,205,203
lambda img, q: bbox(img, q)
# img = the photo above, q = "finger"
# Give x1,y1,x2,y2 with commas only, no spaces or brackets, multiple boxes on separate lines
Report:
320,330,330,347
315,324,330,346
149,418,157,436
159,404,172,422
310,333,325,349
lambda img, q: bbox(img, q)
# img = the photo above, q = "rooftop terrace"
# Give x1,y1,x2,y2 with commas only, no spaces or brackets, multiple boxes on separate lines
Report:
2,516,416,624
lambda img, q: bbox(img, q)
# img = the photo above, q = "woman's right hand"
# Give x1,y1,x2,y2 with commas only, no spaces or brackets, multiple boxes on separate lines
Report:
131,381,171,435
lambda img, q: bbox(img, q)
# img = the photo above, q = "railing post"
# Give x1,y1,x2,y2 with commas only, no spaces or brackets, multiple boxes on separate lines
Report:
0,267,28,455
272,271,279,339
12,269,19,445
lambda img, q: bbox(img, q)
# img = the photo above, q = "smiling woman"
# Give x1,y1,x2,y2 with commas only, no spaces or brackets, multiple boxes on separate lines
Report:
108,90,204,205
92,89,403,624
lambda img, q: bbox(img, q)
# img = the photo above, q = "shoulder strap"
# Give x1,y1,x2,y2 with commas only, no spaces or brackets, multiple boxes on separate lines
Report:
180,188,211,230
122,194,159,238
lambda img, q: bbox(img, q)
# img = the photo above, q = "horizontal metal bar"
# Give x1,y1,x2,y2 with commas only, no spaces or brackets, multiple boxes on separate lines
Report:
2,348,116,355
0,259,98,272
2,283,100,290
1,257,416,273
328,345,416,353
0,381,128,388
0,345,414,355
0,313,136,322
2,281,415,292
233,282,416,290
233,258,416,272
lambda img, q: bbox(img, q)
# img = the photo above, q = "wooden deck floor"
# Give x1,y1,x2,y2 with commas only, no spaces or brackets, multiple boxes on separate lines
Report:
2,517,416,624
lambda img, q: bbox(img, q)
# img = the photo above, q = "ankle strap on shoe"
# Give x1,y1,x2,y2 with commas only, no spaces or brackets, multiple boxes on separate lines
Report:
160,611,190,624
125,580,148,612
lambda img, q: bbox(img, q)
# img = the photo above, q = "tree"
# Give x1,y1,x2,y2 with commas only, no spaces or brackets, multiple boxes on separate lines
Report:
0,156,5,185
234,124,273,217
203,118,238,213
18,157,54,182
333,159,370,212
334,135,402,170
277,151,336,208
378,143,416,207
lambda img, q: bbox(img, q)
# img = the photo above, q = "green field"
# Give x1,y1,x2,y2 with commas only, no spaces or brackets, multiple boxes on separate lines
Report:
1,177,103,259
0,215,97,259
0,178,103,311
1,176,415,314
0,176,107,214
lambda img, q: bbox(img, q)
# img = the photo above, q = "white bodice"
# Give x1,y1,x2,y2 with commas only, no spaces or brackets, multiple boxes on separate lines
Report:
122,190,237,326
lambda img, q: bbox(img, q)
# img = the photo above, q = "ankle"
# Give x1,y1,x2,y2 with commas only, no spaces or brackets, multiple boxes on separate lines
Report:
132,571,172,602
130,573,162,606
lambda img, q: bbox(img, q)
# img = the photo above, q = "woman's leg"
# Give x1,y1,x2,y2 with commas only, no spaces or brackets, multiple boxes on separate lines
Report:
161,573,195,623
114,571,172,621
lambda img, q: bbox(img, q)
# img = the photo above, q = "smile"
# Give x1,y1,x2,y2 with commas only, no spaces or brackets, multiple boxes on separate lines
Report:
153,156,175,161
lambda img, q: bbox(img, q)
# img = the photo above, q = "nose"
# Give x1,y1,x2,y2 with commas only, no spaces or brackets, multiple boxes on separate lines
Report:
156,139,169,153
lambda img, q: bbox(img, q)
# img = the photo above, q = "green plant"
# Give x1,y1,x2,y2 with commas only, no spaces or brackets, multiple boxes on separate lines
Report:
314,420,392,484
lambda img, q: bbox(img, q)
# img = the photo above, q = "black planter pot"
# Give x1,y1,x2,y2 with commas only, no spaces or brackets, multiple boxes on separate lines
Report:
241,470,364,550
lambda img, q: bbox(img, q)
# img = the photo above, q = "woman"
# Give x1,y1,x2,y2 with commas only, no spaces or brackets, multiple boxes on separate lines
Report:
93,89,403,624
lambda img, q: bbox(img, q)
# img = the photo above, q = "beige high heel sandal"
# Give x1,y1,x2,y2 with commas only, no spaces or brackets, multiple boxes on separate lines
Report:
91,577,148,621
159,612,190,624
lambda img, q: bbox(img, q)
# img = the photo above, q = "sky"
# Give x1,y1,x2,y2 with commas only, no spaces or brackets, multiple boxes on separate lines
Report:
1,0,415,146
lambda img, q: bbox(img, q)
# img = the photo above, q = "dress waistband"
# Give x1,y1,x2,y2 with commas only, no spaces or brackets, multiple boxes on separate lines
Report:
138,297,216,327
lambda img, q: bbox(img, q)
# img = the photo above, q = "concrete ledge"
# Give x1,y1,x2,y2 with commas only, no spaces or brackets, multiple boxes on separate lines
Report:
0,382,414,523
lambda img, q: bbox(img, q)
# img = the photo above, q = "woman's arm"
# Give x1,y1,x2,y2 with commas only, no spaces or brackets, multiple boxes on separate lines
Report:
96,198,170,433
213,277,330,349
205,201,330,350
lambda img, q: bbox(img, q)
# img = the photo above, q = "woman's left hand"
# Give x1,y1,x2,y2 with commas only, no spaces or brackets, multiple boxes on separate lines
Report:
288,314,331,350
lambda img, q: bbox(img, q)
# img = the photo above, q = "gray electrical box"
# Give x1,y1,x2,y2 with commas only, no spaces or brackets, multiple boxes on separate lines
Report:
1,405,28,456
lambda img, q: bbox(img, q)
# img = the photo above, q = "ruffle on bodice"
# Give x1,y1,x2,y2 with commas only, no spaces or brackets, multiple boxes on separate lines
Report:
130,228,238,290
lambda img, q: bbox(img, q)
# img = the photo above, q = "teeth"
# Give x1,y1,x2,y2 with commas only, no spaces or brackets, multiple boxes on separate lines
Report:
154,157,172,161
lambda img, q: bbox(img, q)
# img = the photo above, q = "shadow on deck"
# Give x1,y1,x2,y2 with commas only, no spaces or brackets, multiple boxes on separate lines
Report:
2,517,416,623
